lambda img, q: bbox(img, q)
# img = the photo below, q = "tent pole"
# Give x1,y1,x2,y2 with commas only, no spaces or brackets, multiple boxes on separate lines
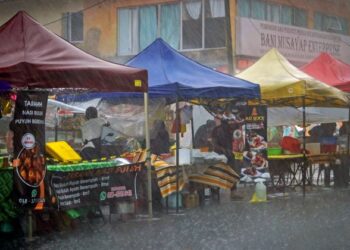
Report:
225,0,234,74
144,93,153,219
191,116,195,149
302,97,306,197
175,94,180,213
347,106,350,156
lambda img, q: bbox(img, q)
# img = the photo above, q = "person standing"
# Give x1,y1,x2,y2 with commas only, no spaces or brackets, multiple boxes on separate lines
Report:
150,119,170,155
80,106,109,160
211,115,243,200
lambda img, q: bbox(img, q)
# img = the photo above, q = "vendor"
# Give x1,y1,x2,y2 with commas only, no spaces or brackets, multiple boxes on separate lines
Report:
193,119,215,150
80,107,109,160
150,119,170,155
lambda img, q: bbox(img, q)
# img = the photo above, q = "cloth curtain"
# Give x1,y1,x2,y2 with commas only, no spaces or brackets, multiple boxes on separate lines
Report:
118,8,138,55
185,0,202,20
281,6,292,25
314,12,322,30
139,6,157,51
118,9,131,55
294,8,307,27
237,0,250,17
209,0,225,18
251,0,266,20
160,4,180,49
267,4,280,23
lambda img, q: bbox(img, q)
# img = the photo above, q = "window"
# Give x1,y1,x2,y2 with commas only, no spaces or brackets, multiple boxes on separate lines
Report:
182,0,203,49
62,11,84,42
251,0,266,20
205,0,226,48
237,0,307,28
267,4,280,23
117,1,225,55
118,4,180,55
314,12,348,35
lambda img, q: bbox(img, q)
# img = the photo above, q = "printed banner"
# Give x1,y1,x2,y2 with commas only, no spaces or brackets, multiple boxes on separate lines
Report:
13,90,48,209
231,102,247,160
242,105,268,177
48,162,145,209
236,17,350,64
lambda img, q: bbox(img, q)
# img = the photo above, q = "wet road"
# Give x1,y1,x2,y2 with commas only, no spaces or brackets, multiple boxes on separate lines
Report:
5,186,350,250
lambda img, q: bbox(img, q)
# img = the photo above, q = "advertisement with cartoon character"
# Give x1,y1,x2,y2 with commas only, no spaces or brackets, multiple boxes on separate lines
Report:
13,90,48,209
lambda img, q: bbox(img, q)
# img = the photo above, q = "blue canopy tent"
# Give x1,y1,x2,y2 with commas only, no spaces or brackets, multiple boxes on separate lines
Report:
58,38,260,102
127,38,260,100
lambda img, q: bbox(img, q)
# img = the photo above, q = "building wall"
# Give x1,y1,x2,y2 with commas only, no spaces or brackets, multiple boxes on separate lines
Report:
81,0,350,68
0,0,83,37
83,0,175,58
233,0,350,71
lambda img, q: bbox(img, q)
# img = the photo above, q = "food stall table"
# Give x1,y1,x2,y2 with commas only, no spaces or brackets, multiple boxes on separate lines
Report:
307,154,337,186
268,154,304,189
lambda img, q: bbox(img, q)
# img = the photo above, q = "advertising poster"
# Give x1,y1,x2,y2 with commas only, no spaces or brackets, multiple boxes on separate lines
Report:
48,162,145,209
231,102,247,160
242,105,268,178
13,90,48,210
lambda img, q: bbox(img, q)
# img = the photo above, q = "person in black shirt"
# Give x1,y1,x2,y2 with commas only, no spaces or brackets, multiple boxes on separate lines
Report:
150,120,170,155
194,119,216,150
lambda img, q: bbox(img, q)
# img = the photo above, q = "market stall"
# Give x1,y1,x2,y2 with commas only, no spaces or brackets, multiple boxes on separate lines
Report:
0,11,149,235
236,48,350,194
59,38,261,211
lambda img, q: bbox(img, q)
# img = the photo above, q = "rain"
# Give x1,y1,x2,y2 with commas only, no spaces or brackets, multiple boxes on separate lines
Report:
0,1,350,250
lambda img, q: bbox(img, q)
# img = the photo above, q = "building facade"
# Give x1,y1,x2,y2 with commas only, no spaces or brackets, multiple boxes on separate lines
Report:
0,0,349,73
83,0,350,72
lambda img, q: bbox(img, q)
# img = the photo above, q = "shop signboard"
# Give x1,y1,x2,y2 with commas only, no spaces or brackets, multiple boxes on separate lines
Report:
48,162,145,209
236,17,350,64
13,90,48,210
242,105,268,176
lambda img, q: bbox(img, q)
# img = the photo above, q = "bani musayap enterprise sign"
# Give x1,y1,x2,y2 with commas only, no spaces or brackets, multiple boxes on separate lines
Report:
236,17,350,64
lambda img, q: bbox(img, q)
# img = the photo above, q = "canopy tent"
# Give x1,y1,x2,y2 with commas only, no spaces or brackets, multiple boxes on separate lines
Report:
59,38,260,102
236,48,350,197
126,38,260,101
0,12,153,218
300,53,350,92
236,48,349,107
0,11,147,92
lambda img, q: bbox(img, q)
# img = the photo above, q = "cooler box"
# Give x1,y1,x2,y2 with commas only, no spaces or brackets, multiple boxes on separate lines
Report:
320,137,337,153
46,141,82,163
305,143,321,155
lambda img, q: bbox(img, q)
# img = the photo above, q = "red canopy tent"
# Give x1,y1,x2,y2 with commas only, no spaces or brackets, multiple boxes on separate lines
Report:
301,53,350,92
0,11,147,92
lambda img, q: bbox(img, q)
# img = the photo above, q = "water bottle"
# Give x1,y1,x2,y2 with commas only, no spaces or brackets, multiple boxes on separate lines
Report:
255,181,267,201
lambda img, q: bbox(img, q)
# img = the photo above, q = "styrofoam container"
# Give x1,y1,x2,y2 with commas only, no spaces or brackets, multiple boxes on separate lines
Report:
175,148,192,165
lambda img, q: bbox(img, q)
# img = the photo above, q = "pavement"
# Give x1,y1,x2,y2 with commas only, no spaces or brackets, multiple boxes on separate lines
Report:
2,185,350,250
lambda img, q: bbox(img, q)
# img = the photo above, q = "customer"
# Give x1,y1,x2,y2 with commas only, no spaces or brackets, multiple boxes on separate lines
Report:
211,115,242,200
81,106,109,160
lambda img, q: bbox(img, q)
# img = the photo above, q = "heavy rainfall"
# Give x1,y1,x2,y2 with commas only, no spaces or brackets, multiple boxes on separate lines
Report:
0,0,350,250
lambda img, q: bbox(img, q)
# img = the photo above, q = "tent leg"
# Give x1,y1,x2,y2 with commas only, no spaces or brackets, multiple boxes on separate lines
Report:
144,93,153,219
175,96,180,213
302,97,306,197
